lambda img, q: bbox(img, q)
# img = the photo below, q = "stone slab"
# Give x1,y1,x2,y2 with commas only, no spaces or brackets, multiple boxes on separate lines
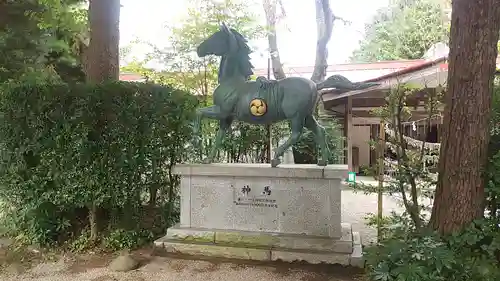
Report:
175,163,345,238
155,223,364,267
268,223,353,253
350,232,364,268
164,223,353,253
157,240,272,261
165,226,215,243
174,163,348,179
154,239,357,266
271,249,350,265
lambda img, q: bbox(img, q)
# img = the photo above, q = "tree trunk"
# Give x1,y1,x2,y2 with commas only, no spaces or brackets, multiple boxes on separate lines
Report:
310,0,333,83
84,0,120,242
429,0,500,235
149,183,159,207
293,0,335,164
85,0,120,82
263,0,286,163
263,0,286,80
88,203,98,243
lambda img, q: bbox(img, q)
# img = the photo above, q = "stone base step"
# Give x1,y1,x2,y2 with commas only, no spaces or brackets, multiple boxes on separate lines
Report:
154,223,364,267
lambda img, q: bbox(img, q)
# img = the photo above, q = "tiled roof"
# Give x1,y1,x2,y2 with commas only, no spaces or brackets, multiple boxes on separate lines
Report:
252,60,427,76
119,56,500,83
119,73,144,81
360,57,447,84
322,54,499,90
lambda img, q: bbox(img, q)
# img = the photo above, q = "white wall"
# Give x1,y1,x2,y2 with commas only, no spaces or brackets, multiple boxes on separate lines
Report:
352,125,371,168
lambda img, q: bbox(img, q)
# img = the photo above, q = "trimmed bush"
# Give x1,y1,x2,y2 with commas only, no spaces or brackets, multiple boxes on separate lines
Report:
0,80,196,246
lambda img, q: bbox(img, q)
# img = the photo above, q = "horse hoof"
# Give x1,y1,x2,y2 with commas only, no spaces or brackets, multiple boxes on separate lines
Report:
317,159,328,166
271,159,281,167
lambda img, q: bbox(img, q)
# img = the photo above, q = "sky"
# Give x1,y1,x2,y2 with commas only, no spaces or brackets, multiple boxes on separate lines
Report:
119,0,389,70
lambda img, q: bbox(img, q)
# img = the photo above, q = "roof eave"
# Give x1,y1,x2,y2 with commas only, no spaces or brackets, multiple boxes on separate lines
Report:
322,57,449,102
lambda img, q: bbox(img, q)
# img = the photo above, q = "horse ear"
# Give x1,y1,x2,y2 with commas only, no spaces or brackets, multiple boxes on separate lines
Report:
220,22,229,33
220,22,237,52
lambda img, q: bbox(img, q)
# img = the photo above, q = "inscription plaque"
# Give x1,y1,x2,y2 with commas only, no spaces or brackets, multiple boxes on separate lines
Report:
234,184,277,208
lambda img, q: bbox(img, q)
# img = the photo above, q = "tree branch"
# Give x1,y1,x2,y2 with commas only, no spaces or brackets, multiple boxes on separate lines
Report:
332,14,351,25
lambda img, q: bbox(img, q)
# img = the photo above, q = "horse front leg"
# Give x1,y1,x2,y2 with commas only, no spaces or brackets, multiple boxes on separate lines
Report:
271,117,305,167
205,117,233,164
193,105,226,162
194,106,222,134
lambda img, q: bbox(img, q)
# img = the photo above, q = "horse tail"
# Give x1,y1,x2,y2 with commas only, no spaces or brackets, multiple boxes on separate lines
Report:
316,75,379,91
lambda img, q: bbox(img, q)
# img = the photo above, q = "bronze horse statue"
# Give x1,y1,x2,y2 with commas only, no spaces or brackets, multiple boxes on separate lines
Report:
194,23,377,167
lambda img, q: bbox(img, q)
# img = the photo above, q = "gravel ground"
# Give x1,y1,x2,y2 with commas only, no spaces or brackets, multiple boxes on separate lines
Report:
1,254,364,281
0,178,399,281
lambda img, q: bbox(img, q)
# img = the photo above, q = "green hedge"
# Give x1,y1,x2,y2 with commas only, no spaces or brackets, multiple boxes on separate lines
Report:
0,80,197,245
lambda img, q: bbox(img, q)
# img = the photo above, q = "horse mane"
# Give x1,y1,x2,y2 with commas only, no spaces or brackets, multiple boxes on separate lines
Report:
218,28,254,82
230,28,254,78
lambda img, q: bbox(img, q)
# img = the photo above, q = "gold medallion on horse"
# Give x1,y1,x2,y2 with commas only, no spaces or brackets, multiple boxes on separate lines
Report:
249,98,267,117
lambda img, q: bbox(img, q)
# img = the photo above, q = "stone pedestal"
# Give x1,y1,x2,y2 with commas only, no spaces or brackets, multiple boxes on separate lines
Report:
154,163,363,267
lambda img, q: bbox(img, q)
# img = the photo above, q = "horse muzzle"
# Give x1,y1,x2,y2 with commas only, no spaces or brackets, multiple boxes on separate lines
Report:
196,46,208,57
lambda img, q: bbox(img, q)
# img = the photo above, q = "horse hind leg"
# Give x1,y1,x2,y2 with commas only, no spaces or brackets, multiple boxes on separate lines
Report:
271,116,305,167
305,115,329,166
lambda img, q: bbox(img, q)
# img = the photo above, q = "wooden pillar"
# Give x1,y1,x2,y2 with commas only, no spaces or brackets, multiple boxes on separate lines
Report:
377,120,385,242
346,96,353,171
437,123,441,142
343,121,347,164
370,124,378,166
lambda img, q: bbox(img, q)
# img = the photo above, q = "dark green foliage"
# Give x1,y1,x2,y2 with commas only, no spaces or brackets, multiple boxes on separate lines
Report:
0,0,87,83
487,83,500,219
103,229,154,251
0,80,196,246
293,117,344,165
366,218,500,281
219,122,277,163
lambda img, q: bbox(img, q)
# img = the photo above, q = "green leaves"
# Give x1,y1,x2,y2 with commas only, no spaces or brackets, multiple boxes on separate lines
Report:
169,0,263,53
366,220,500,281
351,0,449,62
487,85,500,220
0,0,87,83
0,80,196,245
103,228,153,251
120,0,263,98
365,77,500,281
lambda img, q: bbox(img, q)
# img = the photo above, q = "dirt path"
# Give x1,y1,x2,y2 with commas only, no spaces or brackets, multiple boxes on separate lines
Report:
0,249,365,281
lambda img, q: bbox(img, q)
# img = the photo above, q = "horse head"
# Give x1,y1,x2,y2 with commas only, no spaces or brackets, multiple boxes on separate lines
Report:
197,23,254,82
197,22,238,57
